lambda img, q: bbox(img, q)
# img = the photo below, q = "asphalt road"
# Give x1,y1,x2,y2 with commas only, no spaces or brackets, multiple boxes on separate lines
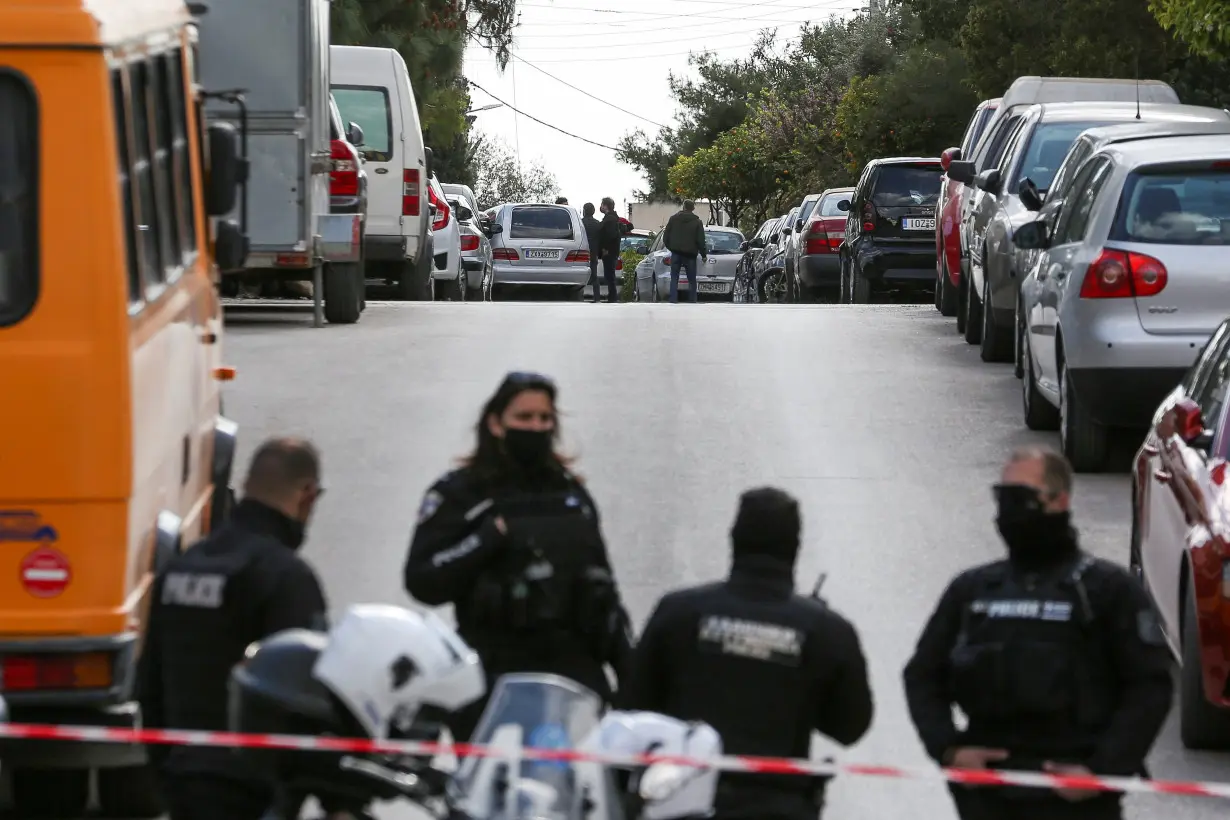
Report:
61,298,1230,819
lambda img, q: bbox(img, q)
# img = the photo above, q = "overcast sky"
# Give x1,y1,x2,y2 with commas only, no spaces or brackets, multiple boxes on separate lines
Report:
462,0,864,212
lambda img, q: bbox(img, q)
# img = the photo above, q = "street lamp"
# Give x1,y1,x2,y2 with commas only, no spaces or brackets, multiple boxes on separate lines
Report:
465,103,502,115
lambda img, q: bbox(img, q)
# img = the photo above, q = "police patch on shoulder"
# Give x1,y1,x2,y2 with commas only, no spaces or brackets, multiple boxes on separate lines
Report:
1137,609,1167,646
417,490,444,524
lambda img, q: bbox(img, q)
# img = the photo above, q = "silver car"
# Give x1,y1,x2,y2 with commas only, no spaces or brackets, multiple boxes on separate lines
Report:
449,197,492,299
633,226,746,302
1014,133,1230,471
485,203,592,300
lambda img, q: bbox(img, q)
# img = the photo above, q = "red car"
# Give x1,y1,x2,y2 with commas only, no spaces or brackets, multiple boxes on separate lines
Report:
1131,317,1230,749
934,98,999,320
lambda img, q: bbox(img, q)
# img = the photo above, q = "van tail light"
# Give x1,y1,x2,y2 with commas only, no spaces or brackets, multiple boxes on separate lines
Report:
804,221,840,254
460,234,480,252
861,202,876,233
493,248,519,261
2,653,113,691
403,169,421,216
1079,249,1168,299
565,250,590,263
329,140,359,197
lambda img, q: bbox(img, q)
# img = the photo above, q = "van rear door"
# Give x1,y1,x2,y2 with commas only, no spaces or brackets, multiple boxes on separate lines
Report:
331,50,404,239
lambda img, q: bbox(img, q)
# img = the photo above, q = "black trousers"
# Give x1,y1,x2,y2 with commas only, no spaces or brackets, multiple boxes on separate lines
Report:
601,251,618,302
950,785,1122,819
588,256,602,300
160,772,272,820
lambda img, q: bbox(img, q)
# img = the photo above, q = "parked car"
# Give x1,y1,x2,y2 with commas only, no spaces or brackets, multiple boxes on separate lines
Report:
795,187,854,301
958,102,1230,363
326,93,368,322
633,227,746,302
937,97,999,320
735,218,778,302
1014,132,1230,471
426,176,464,301
622,229,654,255
840,157,944,303
1131,319,1230,748
485,203,592,300
783,192,823,295
761,208,799,303
449,197,492,300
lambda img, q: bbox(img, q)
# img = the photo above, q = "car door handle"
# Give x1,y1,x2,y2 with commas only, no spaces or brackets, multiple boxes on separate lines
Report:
1154,468,1173,482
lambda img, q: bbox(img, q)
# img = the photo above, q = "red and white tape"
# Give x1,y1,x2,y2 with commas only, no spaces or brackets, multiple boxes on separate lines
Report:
0,721,1227,800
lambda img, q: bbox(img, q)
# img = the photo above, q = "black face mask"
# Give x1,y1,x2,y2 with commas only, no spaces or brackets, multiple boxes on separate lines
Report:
502,428,553,467
993,484,1076,568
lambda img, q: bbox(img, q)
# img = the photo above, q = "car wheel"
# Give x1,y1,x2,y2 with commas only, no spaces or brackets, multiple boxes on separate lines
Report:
979,276,1012,362
934,263,943,311
1059,356,1108,472
850,262,870,304
1013,298,1026,379
1180,579,1230,749
963,266,982,345
97,764,166,818
9,769,90,818
651,275,660,303
1022,331,1060,431
956,269,968,334
939,257,958,317
322,262,363,325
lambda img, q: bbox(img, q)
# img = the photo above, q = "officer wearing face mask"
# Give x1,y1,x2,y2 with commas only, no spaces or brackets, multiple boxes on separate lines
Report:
404,372,635,741
137,436,330,820
902,445,1173,820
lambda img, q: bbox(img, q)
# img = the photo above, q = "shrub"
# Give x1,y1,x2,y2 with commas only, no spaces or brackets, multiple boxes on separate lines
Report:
620,250,644,302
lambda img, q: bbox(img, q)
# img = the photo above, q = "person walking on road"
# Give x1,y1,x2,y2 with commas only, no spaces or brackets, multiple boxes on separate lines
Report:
598,197,622,303
662,199,708,303
403,372,635,741
137,437,331,820
621,487,874,820
582,202,603,302
902,445,1173,820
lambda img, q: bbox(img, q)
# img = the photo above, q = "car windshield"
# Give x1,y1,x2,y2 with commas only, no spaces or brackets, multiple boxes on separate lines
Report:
706,231,744,253
621,234,650,251
871,165,943,207
509,206,573,240
1110,169,1230,246
1020,121,1111,192
818,193,851,216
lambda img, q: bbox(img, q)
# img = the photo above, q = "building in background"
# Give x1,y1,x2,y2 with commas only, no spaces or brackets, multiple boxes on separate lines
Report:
627,199,728,233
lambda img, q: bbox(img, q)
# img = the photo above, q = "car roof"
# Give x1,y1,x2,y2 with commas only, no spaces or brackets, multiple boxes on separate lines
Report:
1103,134,1230,167
1032,101,1230,123
1078,119,1230,148
820,186,855,196
869,156,942,166
705,225,742,233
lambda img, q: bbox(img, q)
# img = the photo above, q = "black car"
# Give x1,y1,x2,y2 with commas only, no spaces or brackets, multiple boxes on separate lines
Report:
839,157,944,303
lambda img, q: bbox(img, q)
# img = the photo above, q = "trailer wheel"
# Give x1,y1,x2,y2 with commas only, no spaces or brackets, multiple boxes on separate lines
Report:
9,769,89,819
97,765,166,818
323,262,363,324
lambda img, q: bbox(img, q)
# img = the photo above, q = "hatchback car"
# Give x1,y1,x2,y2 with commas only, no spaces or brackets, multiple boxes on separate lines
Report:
450,197,492,300
796,187,854,300
485,203,592,300
633,226,746,302
937,98,999,319
1015,133,1230,471
1131,318,1230,748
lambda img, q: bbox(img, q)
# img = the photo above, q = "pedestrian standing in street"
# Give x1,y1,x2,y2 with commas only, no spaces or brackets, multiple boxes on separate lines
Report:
598,196,622,303
555,196,569,205
403,372,635,740
902,445,1173,820
137,436,331,820
662,200,708,303
582,202,603,302
621,487,874,820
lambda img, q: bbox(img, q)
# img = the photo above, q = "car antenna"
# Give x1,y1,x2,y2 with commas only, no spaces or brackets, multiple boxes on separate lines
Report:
1135,55,1142,120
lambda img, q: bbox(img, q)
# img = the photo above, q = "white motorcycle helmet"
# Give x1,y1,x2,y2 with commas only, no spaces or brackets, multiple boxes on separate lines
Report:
313,604,486,740
581,711,722,820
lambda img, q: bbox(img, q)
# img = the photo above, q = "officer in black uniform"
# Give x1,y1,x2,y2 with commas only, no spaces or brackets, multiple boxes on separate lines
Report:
903,445,1173,820
621,487,874,820
137,437,330,820
404,372,635,740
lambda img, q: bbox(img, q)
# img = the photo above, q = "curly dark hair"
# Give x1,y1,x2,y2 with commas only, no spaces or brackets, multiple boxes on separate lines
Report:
460,372,573,481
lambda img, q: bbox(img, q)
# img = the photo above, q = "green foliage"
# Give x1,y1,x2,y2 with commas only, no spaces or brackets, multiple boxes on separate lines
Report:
472,138,559,210
1149,0,1230,60
620,250,643,302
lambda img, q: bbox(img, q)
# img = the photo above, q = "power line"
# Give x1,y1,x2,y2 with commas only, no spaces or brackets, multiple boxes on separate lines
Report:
469,37,796,62
508,51,670,128
510,24,805,51
466,79,622,152
512,0,858,28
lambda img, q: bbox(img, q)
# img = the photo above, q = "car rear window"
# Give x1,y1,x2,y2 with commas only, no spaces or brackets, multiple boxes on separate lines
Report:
797,198,819,224
1019,121,1110,191
706,231,744,253
510,206,573,240
331,86,392,161
871,165,943,207
1110,169,1230,246
818,193,850,216
0,71,38,328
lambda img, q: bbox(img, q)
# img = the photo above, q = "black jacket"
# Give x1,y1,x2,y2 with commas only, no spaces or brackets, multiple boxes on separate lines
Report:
621,555,873,818
136,500,328,781
902,551,1173,776
582,215,602,255
599,211,622,255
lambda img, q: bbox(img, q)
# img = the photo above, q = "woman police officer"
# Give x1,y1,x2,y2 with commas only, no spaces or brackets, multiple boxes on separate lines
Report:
403,372,635,740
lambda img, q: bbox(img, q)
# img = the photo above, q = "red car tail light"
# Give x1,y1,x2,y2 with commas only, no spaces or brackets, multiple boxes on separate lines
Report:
565,250,590,263
861,202,876,233
329,140,358,197
460,234,480,252
1079,249,1168,299
493,248,519,261
402,169,420,216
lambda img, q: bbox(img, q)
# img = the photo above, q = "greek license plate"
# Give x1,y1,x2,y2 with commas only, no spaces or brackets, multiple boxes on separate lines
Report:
525,249,559,259
698,282,727,294
902,218,935,231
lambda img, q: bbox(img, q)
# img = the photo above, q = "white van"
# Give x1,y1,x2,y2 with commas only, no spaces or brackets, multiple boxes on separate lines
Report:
330,45,432,300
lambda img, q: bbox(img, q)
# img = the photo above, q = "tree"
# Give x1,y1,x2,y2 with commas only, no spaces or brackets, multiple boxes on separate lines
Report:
472,138,559,209
1149,0,1230,60
667,123,789,229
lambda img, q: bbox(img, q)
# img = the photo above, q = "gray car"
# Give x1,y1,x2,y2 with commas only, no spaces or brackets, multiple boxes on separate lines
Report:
449,196,492,298
1014,132,1230,471
633,226,746,302
485,203,592,300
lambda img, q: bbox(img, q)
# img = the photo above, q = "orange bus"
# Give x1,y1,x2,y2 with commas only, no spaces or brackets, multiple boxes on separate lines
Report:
0,0,247,815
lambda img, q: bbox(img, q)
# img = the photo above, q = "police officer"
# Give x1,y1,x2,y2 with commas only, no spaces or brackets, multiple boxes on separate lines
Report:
137,437,330,820
404,372,634,740
903,445,1173,820
621,487,874,820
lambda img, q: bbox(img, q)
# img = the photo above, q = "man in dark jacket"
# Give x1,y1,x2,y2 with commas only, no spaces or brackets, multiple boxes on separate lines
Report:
622,488,874,820
598,196,622,303
582,202,603,302
137,437,330,820
662,200,708,303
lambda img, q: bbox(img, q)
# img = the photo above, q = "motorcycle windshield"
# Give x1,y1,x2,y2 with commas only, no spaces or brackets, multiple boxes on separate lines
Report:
453,673,608,820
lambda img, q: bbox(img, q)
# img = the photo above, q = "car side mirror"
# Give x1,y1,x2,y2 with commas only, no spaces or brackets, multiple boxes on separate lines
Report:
1018,178,1044,212
205,121,246,216
214,219,248,272
795,218,804,232
636,243,650,254
941,146,961,171
424,147,434,179
455,204,474,222
947,160,976,185
769,233,780,243
346,121,364,146
837,199,850,212
487,223,503,235
1012,220,1050,250
751,237,765,248
975,168,1001,191
738,241,749,252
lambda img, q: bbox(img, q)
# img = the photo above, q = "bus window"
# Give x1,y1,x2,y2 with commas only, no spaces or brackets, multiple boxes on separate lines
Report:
112,68,142,305
149,55,182,271
161,50,197,257
127,61,165,290
0,71,38,327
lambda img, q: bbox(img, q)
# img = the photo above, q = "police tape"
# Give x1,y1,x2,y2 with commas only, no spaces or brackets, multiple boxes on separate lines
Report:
0,721,1227,800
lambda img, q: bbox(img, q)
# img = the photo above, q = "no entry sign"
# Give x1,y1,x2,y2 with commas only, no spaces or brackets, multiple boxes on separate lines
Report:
20,547,71,598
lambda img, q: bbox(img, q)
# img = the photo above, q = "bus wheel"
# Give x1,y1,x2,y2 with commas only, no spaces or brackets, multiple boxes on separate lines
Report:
97,764,166,818
9,769,89,818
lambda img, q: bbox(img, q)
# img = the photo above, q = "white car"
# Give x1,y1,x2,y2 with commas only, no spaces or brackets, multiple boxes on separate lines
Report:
427,175,465,301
